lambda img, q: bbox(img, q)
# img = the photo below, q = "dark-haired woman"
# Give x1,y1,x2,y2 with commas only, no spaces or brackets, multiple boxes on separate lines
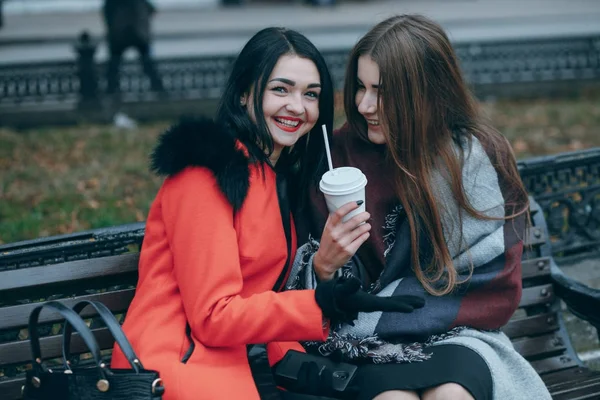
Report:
110,27,423,400
290,15,552,400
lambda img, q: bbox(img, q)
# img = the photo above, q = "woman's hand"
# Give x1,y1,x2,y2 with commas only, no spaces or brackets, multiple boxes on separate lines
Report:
313,201,371,281
315,276,425,323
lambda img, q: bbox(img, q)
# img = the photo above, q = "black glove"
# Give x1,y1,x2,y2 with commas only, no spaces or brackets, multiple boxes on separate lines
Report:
315,276,425,323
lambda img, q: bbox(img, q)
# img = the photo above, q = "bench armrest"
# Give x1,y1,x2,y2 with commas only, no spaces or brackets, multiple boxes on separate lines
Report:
551,261,600,331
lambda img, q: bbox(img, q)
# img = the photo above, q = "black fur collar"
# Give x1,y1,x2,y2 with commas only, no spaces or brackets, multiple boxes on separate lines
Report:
150,116,250,211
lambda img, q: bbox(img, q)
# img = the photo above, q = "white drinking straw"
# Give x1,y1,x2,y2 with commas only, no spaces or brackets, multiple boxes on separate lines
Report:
321,124,334,172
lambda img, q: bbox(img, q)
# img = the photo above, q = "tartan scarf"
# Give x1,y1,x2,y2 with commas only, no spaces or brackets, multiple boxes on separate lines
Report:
287,135,524,363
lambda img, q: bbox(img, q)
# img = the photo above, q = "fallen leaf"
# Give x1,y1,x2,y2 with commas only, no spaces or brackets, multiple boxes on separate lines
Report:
568,140,584,150
512,138,529,153
135,210,145,221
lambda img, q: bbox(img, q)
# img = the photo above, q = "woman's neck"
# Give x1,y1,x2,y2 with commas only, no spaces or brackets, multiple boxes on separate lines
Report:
268,146,283,166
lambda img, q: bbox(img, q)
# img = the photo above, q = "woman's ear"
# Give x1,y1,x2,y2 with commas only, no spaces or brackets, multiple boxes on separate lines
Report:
240,94,248,107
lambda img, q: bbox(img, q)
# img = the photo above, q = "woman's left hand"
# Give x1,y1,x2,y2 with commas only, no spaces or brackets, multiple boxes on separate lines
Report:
313,201,371,281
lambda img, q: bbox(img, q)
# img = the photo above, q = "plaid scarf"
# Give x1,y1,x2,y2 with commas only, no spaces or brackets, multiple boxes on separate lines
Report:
287,135,525,364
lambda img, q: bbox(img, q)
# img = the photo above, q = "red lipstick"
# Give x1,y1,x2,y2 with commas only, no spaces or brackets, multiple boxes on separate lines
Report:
273,116,304,133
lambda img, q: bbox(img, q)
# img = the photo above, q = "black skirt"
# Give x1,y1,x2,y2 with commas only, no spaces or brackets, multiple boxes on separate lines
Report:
355,344,493,400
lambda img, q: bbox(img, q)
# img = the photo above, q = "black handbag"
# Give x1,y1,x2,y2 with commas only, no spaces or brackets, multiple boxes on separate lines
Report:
22,300,164,400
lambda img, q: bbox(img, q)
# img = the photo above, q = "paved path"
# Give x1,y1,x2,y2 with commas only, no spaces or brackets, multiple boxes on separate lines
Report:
1,0,599,63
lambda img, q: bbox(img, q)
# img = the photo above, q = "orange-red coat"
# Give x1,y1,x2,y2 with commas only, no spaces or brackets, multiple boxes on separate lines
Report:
111,118,328,399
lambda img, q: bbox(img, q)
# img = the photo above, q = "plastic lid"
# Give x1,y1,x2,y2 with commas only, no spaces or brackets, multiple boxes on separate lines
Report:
319,167,367,194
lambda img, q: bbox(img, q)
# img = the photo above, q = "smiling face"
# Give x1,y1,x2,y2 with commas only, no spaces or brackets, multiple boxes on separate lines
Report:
355,55,385,145
245,54,321,165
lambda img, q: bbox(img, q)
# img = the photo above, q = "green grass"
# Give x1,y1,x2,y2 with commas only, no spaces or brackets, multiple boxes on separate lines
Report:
482,91,600,157
1,92,599,244
0,123,167,243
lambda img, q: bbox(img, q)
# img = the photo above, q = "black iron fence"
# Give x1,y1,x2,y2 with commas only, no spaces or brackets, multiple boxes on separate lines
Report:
0,147,598,271
1,34,599,112
519,147,600,257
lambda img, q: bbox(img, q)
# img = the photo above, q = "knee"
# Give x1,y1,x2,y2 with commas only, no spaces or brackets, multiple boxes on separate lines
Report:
422,383,474,400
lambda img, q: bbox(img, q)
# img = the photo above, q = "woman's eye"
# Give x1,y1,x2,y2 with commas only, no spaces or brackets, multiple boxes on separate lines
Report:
357,83,365,91
305,91,319,99
271,86,287,94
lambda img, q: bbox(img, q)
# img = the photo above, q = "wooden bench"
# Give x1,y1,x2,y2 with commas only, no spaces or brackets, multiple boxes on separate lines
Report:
510,197,600,399
1,151,599,399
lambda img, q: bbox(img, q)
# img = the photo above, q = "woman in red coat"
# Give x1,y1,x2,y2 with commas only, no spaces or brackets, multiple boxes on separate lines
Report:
111,27,423,400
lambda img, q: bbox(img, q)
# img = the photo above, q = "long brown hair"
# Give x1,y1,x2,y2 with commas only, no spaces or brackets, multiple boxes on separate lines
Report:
344,15,529,296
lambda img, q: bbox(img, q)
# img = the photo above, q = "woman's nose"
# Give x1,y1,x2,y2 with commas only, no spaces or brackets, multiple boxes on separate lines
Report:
285,95,304,115
358,93,377,115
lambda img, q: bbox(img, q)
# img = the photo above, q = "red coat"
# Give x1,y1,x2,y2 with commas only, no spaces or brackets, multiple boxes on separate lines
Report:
111,118,328,399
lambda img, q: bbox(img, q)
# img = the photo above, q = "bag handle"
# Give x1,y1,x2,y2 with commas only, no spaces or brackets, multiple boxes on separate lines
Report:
62,300,144,373
28,301,108,381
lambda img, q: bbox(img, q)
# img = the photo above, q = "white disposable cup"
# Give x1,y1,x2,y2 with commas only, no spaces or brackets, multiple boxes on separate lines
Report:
319,167,368,222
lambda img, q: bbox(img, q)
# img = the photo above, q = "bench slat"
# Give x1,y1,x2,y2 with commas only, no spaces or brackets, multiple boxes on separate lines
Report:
0,289,135,330
551,380,600,400
531,355,579,375
543,367,600,388
0,328,115,366
0,253,139,292
512,333,567,358
521,257,551,279
519,284,555,308
0,377,24,400
548,373,600,394
502,312,559,339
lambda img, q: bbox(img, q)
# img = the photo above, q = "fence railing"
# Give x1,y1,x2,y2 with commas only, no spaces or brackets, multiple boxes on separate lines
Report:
518,147,600,256
1,34,599,112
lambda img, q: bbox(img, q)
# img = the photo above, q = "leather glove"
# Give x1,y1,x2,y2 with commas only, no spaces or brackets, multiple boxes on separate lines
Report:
315,276,425,323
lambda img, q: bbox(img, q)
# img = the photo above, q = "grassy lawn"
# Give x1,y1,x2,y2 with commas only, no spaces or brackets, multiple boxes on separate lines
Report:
1,92,600,244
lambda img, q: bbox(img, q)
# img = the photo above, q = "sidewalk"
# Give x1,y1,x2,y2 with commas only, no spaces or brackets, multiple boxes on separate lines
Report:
1,0,599,63
2,0,600,43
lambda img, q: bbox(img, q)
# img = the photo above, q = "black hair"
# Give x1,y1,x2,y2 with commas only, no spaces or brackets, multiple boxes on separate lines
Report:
215,27,334,209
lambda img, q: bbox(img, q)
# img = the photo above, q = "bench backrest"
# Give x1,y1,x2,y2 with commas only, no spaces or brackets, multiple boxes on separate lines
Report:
0,199,585,399
501,198,583,375
0,235,141,399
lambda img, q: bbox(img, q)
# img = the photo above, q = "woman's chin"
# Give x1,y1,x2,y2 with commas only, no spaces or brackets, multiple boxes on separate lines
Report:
367,129,386,145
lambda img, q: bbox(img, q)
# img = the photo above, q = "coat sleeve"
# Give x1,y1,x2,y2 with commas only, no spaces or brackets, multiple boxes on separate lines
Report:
161,168,328,347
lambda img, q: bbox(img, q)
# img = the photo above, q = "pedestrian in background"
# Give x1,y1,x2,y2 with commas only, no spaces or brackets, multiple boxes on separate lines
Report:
305,0,336,6
102,0,164,97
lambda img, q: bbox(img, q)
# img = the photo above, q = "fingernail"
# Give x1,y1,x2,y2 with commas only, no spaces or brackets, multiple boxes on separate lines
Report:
356,200,364,206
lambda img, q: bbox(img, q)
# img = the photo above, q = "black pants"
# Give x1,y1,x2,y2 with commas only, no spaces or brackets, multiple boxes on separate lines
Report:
106,35,164,94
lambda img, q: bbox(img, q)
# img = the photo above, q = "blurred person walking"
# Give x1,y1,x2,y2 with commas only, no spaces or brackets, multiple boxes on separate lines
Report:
103,0,165,97
305,0,336,6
